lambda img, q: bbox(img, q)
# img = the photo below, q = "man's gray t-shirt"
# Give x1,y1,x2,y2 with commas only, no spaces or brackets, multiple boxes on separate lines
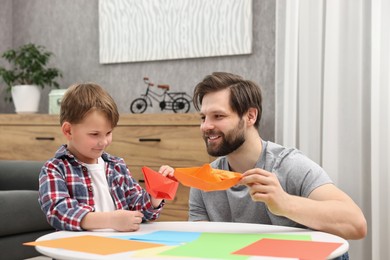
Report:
188,140,333,228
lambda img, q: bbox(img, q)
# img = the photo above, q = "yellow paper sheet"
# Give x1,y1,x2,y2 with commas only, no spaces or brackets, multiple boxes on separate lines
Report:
132,245,180,258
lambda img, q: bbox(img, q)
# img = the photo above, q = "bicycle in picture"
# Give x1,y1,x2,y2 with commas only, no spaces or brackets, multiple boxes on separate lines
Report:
130,77,192,114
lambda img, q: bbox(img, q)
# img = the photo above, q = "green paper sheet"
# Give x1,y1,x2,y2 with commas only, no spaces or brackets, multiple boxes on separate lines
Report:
159,232,311,259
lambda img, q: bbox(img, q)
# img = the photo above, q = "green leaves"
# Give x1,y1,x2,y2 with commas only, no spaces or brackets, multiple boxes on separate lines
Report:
0,43,63,102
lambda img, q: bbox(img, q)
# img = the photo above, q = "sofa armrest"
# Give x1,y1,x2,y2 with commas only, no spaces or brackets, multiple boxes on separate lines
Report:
0,190,53,236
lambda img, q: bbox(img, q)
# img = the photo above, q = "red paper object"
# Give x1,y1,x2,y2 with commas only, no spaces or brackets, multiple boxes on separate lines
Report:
174,164,241,191
142,166,179,200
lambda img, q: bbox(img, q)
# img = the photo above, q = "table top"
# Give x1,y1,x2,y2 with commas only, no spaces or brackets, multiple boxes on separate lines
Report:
34,221,349,259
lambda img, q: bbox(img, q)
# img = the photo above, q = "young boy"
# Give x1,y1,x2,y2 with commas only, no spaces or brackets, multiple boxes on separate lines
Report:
38,83,173,232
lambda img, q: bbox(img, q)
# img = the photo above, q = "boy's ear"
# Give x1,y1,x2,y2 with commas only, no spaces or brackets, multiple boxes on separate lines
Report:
62,122,72,141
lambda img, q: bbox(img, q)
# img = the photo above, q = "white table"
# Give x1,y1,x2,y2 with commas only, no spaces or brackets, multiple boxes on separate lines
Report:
34,221,348,259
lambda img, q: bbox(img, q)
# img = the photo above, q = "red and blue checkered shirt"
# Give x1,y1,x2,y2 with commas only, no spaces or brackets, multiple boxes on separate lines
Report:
38,145,164,231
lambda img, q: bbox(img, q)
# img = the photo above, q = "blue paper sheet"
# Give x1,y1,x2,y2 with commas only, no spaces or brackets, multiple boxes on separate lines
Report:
111,230,201,246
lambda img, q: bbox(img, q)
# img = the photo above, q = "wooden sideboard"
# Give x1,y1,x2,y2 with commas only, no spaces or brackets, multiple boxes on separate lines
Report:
0,113,212,221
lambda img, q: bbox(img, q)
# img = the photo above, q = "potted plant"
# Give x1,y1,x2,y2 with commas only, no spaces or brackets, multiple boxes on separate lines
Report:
0,43,62,113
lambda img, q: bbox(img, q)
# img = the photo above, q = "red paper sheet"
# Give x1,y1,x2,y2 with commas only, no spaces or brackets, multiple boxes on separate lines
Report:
174,164,241,191
142,166,179,200
232,238,343,260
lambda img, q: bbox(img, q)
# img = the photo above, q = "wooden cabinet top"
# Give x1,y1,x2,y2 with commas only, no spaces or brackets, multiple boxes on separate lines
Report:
0,113,201,126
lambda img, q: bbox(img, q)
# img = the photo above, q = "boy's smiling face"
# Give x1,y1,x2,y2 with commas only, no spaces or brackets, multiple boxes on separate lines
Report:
63,110,113,164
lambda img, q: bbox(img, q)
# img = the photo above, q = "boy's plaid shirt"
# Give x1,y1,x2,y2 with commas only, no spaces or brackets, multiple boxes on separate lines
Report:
38,145,164,230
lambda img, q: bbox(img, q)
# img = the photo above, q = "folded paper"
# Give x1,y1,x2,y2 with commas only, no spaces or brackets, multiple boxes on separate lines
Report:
174,164,242,191
142,166,179,200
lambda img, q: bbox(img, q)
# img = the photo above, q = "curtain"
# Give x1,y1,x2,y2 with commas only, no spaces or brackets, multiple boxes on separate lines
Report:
371,0,390,259
276,0,389,259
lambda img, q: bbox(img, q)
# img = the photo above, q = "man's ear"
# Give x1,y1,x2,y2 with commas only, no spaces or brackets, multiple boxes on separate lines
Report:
62,122,72,141
246,108,258,127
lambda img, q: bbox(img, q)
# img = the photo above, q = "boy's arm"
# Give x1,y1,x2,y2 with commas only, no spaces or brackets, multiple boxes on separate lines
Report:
38,162,93,231
151,198,164,208
80,210,144,231
119,162,164,220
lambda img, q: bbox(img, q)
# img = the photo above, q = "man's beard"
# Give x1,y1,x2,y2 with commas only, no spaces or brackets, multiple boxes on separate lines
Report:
203,119,245,157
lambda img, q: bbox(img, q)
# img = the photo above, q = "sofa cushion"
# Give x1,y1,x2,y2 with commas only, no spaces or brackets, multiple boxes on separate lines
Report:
0,160,44,191
0,190,53,236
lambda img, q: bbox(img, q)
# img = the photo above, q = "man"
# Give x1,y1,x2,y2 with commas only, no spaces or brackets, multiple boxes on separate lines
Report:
189,72,367,241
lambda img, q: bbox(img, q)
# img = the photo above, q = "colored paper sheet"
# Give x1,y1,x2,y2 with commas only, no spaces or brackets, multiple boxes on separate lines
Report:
112,230,201,246
132,245,178,258
159,232,311,260
142,166,179,199
233,238,343,259
174,164,242,191
23,235,164,255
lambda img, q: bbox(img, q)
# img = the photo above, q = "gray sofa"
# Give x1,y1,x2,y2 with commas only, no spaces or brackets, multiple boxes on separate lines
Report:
0,160,55,259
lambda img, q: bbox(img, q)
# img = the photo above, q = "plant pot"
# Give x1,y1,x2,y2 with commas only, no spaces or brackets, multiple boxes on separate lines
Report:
11,85,41,113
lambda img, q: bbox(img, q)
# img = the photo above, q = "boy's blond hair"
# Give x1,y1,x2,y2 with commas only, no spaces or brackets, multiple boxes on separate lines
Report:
60,83,119,127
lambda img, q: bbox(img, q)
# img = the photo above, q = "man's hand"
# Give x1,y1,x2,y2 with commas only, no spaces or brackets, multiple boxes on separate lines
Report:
239,168,291,216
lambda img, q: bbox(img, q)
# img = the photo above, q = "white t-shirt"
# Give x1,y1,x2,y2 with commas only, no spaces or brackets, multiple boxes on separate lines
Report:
86,157,116,212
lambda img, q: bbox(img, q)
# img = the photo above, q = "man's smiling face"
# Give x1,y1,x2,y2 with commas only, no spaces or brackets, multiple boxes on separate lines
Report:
199,88,246,157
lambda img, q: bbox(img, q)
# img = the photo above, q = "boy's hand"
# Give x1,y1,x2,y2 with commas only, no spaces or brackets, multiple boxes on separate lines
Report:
81,210,144,232
159,165,174,178
110,210,144,232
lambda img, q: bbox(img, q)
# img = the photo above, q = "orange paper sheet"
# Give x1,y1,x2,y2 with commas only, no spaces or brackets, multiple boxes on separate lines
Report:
24,235,164,255
232,238,343,259
142,166,179,200
174,164,242,191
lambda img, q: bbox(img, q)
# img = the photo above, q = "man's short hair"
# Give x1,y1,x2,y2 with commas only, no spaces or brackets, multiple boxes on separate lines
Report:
193,72,263,128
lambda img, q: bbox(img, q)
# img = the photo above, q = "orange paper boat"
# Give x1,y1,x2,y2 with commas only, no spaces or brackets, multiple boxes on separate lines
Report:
142,166,179,200
174,164,242,192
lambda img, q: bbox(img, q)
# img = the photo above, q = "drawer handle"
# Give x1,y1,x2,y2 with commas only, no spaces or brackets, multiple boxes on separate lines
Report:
35,137,55,141
139,138,161,142
138,179,145,183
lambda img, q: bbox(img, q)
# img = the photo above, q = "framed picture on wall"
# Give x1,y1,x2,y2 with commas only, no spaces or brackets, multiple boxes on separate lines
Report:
99,0,253,64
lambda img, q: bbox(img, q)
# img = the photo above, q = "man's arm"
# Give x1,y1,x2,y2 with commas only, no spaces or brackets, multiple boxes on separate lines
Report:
240,169,367,240
283,183,367,239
